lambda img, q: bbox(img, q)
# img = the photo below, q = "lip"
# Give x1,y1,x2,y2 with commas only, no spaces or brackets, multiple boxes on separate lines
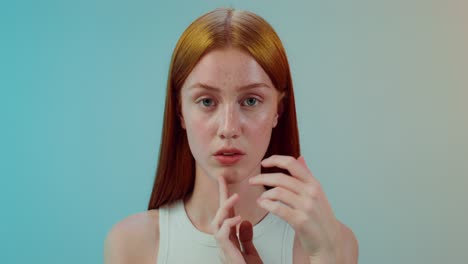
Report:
214,147,245,156
213,147,245,165
214,153,244,165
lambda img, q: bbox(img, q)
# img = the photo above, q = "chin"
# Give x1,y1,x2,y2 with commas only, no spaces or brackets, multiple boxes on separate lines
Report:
216,169,246,184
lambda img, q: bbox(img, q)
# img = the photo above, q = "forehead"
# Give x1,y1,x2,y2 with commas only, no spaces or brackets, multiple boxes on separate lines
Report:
182,48,275,92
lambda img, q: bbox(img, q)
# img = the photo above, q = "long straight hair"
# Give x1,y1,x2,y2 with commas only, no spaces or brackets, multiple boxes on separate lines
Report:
148,8,300,210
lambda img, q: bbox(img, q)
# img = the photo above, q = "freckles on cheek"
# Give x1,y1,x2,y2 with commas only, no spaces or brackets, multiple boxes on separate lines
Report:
186,114,212,143
250,115,273,137
191,120,205,132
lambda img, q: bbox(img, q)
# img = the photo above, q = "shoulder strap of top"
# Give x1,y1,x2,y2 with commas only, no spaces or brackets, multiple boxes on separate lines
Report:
156,204,169,264
281,222,296,264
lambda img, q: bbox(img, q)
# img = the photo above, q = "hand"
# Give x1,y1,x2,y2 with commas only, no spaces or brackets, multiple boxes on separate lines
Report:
249,155,342,261
211,176,263,264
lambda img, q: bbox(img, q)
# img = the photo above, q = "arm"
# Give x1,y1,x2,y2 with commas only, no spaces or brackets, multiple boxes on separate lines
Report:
339,223,359,264
104,226,131,264
308,222,359,264
104,211,160,264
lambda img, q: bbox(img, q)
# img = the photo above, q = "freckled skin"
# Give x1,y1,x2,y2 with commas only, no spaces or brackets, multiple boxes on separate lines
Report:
179,47,280,184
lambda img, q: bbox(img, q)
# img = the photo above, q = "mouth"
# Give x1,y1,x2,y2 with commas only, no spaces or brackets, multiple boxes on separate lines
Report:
213,148,245,165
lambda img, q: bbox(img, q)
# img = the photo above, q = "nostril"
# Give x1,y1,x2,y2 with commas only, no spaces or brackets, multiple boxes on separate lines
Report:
219,129,240,139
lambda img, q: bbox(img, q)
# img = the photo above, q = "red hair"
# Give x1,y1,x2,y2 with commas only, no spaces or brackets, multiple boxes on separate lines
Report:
148,7,300,210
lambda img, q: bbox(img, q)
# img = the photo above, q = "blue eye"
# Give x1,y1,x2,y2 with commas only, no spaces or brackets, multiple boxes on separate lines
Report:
200,98,214,107
243,97,258,107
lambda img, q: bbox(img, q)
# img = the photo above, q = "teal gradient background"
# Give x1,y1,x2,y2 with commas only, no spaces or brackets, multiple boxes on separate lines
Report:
1,0,467,263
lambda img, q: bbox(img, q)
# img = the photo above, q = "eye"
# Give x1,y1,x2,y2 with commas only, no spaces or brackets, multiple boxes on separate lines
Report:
242,97,259,107
198,98,215,108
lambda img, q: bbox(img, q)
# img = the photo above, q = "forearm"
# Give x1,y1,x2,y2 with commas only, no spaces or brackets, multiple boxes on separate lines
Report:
338,222,359,264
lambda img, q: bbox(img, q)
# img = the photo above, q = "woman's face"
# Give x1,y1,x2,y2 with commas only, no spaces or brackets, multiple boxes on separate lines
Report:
179,48,281,184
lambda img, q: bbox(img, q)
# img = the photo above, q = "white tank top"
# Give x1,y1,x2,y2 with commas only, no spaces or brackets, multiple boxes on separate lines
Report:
157,199,295,264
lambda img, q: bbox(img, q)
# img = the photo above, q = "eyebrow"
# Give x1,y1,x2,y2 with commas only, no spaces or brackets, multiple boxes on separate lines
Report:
189,82,271,92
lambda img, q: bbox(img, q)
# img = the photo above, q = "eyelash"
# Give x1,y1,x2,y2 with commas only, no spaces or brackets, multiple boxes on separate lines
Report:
196,97,261,108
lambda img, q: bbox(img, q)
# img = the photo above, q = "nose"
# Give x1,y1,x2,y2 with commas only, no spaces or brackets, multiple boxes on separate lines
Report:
218,104,241,140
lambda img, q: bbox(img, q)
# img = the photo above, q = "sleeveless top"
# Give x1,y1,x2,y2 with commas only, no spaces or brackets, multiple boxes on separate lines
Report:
157,199,295,264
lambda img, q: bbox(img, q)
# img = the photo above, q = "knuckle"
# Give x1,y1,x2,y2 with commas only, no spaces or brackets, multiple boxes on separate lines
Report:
303,199,315,214
225,218,234,225
285,156,295,167
270,154,279,160
306,185,319,198
284,177,295,190
214,232,226,242
270,201,281,212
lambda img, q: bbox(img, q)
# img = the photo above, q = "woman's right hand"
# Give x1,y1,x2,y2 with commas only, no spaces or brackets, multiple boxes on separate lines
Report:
211,176,263,264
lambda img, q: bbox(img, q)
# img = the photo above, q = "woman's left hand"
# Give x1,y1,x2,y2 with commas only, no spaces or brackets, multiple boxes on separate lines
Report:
249,155,345,262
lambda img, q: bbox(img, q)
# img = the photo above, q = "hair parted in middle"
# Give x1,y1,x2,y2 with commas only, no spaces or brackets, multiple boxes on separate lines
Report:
148,7,300,210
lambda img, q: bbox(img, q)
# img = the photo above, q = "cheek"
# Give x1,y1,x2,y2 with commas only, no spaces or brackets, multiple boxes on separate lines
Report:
245,111,275,143
185,115,210,146
183,111,218,163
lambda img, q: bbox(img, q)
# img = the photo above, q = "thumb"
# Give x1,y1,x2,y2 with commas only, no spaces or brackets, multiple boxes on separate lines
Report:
238,220,260,256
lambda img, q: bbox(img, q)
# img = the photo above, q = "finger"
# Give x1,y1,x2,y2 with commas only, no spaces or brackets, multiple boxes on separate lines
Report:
239,220,260,257
259,187,302,209
216,215,242,245
297,155,308,169
212,193,239,230
218,176,228,207
219,176,236,218
257,198,300,228
261,155,316,183
249,173,303,195
229,204,236,219
230,219,241,251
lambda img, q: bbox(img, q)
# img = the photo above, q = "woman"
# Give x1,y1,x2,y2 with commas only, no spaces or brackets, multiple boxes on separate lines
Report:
105,7,358,264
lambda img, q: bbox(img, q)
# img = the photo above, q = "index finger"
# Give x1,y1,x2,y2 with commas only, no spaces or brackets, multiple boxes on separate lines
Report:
218,176,236,219
218,176,228,207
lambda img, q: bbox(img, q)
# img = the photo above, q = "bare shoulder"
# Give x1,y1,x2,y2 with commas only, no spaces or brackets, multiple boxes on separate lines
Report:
104,209,160,264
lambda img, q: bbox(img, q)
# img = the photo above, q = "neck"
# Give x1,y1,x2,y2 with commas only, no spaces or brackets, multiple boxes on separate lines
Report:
184,166,268,234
